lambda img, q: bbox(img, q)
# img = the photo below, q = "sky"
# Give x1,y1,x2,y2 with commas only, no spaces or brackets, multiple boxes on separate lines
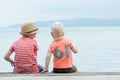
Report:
0,0,120,27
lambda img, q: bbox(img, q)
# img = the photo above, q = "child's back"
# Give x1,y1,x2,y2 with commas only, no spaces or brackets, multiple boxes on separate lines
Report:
4,22,43,74
42,22,78,73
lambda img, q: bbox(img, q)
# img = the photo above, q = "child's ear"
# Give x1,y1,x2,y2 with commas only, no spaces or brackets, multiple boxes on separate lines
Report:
51,32,53,37
61,32,64,36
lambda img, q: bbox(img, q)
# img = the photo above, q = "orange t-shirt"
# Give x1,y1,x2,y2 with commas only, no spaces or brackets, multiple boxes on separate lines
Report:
49,37,73,68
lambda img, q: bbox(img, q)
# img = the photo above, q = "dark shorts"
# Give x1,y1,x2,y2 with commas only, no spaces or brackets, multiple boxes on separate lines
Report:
53,65,77,73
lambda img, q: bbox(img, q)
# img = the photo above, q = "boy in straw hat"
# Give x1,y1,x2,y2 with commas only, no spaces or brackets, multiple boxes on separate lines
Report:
4,22,44,74
42,22,78,73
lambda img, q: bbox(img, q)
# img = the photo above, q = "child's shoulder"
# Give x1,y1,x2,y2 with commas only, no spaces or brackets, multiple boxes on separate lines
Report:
63,38,71,42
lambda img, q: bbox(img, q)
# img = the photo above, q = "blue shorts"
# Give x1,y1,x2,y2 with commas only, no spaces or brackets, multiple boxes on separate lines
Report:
38,65,44,72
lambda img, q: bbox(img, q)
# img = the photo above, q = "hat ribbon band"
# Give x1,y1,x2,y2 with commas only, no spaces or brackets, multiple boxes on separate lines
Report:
25,28,38,33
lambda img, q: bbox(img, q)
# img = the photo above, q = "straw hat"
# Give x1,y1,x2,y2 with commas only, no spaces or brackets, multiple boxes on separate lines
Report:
20,22,40,35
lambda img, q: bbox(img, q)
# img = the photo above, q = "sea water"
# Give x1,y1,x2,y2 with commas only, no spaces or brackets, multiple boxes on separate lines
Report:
0,26,120,72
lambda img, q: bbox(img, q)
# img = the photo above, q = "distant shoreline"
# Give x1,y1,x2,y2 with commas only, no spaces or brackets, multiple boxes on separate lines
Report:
1,18,120,28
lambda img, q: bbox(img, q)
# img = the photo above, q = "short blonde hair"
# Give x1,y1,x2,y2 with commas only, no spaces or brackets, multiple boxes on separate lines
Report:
51,22,64,35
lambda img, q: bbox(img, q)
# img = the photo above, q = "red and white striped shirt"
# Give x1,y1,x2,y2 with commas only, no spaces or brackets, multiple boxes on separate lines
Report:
9,36,39,73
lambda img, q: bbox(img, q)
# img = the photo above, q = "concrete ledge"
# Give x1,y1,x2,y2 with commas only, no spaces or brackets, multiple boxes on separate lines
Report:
1,72,120,80
0,72,120,77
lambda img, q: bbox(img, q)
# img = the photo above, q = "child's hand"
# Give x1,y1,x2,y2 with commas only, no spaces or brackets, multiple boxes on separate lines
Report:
41,69,48,73
10,60,15,67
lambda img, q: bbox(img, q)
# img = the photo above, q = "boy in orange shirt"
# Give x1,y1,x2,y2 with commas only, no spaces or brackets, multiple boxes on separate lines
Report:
42,22,78,73
4,22,44,74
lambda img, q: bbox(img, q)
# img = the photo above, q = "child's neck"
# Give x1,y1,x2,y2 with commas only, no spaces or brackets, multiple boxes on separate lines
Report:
54,36,63,40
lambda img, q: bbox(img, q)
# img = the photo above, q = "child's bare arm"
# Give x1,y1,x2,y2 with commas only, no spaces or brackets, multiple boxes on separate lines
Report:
34,51,37,56
71,46,78,54
4,50,14,66
41,51,52,73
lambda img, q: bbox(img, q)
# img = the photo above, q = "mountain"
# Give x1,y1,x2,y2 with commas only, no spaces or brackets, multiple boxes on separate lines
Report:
36,18,120,27
5,18,120,28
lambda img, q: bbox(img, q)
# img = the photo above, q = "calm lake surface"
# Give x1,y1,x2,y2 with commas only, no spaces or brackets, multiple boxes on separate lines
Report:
0,26,120,72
